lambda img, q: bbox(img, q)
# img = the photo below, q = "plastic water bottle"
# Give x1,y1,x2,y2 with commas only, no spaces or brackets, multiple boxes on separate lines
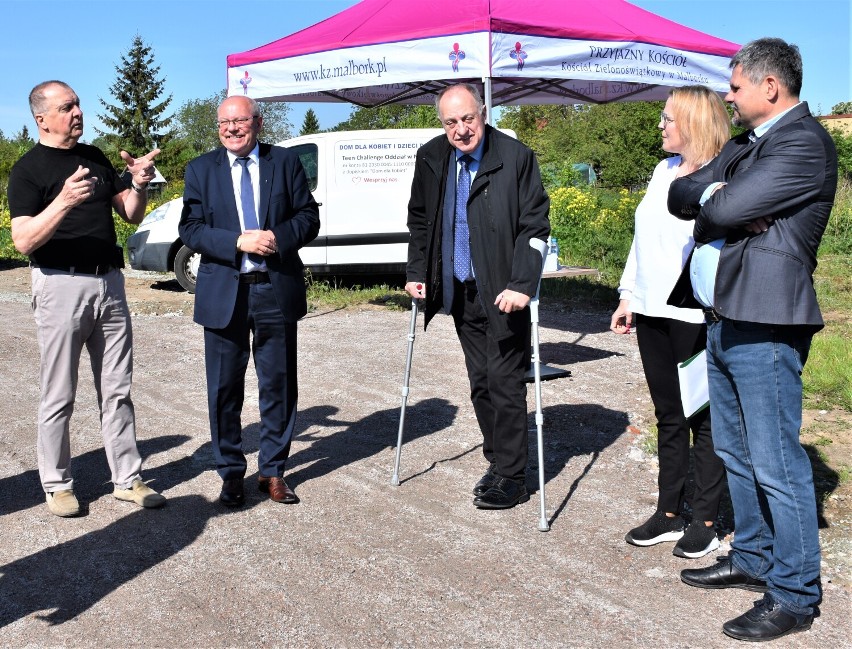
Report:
544,236,560,272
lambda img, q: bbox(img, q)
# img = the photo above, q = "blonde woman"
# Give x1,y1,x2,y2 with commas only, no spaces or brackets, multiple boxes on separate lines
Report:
611,86,730,558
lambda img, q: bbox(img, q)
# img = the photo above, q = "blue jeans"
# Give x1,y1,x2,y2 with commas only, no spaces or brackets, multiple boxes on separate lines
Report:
706,319,820,615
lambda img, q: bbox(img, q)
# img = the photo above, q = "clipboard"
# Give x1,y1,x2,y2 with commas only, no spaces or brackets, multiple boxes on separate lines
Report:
678,349,710,418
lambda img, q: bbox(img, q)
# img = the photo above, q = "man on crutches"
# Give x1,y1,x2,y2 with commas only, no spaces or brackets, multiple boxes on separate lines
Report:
403,83,550,510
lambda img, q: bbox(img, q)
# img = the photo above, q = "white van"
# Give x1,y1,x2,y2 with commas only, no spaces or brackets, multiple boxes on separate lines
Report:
127,128,449,292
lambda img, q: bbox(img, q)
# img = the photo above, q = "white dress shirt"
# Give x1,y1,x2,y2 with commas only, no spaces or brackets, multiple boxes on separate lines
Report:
226,145,267,273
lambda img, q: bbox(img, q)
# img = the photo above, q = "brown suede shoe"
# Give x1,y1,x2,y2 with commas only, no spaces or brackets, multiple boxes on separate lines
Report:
259,476,299,504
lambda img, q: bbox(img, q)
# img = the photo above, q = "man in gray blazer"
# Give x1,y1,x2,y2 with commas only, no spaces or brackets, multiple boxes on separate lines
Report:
668,38,837,642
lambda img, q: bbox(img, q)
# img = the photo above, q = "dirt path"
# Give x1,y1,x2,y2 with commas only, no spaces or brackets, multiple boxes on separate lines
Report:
0,266,849,647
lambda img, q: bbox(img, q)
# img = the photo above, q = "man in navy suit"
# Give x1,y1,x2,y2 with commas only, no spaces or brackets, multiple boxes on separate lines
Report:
180,95,319,507
668,38,837,642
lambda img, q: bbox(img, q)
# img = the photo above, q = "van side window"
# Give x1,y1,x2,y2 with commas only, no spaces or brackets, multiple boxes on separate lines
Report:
290,143,319,192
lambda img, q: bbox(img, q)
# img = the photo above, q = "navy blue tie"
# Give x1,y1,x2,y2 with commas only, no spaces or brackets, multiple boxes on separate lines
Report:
454,155,472,281
237,157,260,230
237,157,262,264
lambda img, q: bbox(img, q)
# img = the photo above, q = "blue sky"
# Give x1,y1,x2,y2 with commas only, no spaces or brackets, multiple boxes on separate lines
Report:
1,0,849,140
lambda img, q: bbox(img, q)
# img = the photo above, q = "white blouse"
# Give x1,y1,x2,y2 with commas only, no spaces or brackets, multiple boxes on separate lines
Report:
618,156,705,324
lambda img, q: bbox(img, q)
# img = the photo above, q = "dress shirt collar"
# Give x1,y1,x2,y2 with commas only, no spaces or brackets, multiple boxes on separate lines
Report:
751,102,802,141
226,144,260,167
456,138,485,165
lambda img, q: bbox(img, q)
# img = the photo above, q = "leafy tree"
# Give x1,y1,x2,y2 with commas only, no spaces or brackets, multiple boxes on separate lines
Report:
831,101,852,115
0,127,36,209
169,92,293,182
572,102,666,189
300,108,321,136
828,128,852,181
174,91,293,153
11,126,34,151
499,102,666,189
174,90,227,154
258,101,293,144
332,104,438,131
96,34,174,155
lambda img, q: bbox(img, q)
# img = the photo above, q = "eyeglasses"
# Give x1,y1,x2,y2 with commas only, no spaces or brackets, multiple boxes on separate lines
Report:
660,112,675,126
216,116,258,128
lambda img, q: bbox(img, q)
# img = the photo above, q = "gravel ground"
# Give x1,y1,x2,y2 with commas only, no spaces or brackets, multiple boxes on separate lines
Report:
0,267,849,648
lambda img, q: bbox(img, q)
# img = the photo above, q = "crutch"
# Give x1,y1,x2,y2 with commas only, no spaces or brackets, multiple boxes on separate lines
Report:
528,238,550,531
391,298,419,486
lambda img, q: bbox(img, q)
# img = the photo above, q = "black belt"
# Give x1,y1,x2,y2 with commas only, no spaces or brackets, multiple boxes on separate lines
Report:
37,263,114,276
239,271,270,284
703,307,722,322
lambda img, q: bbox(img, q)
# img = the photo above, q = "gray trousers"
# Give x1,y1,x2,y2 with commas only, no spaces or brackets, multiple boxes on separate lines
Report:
31,267,142,492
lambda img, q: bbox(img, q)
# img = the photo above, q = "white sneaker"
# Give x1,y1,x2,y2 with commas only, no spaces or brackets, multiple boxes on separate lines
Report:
46,490,81,517
113,479,166,508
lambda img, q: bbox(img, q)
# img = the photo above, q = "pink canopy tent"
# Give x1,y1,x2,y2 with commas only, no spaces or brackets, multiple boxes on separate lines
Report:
226,0,740,531
226,0,739,112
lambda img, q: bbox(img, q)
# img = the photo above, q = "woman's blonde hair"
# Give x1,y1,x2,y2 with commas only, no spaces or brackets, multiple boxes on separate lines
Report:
668,85,730,165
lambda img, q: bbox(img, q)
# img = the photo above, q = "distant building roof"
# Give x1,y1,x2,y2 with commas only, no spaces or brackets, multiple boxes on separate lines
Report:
817,114,852,135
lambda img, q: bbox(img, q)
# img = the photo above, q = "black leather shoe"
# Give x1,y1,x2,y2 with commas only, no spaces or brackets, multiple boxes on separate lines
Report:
473,477,530,509
219,478,245,507
472,464,498,497
723,597,813,641
681,555,768,592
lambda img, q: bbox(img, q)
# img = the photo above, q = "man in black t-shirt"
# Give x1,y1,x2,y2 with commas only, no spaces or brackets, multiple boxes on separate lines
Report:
8,80,166,517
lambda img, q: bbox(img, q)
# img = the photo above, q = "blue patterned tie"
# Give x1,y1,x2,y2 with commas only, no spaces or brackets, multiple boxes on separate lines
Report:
237,157,262,264
453,155,472,281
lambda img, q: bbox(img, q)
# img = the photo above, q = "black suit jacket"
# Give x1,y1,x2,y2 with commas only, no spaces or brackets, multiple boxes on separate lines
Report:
667,102,837,328
406,126,550,340
179,143,320,328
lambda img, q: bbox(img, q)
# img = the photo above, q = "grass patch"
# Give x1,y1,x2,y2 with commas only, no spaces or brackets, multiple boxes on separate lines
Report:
639,424,659,457
306,275,409,311
803,332,852,411
540,273,614,310
806,254,852,411
820,178,852,254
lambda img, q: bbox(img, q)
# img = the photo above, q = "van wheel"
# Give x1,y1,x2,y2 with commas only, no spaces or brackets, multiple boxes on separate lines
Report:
174,245,199,293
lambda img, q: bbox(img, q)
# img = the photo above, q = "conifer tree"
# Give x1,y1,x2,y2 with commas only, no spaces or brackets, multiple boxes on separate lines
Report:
97,34,173,154
299,108,321,135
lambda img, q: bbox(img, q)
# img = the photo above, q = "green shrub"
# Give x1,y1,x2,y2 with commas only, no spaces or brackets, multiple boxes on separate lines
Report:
821,178,852,254
548,185,641,283
0,207,22,261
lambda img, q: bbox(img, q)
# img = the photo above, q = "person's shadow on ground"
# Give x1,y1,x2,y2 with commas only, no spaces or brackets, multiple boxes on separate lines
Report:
266,398,458,488
0,435,190,517
525,402,629,527
0,430,249,628
0,492,254,628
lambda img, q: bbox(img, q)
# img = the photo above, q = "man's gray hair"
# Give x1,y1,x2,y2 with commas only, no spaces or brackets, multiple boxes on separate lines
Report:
434,83,484,114
731,38,802,98
29,80,74,116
